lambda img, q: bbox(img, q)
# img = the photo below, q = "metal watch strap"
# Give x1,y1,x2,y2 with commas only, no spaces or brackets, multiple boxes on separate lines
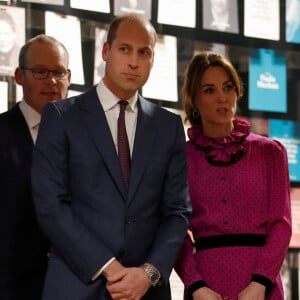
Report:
141,263,160,286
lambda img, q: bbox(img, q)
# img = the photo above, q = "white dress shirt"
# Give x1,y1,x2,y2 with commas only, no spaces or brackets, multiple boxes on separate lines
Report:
19,99,41,144
96,80,138,156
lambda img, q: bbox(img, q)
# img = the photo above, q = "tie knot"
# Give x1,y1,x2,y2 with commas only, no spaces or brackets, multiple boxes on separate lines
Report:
119,100,128,112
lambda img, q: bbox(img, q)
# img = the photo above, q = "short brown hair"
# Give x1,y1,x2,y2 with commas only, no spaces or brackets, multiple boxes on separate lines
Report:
182,52,244,125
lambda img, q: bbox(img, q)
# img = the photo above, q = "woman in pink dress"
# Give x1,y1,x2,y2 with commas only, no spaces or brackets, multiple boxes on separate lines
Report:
175,52,292,300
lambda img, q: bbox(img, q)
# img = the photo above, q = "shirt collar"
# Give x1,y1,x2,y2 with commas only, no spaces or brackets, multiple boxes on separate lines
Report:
19,99,41,129
96,79,138,112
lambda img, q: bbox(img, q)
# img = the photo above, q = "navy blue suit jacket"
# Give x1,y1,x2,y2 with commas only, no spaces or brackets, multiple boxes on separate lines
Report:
0,104,50,300
32,86,191,300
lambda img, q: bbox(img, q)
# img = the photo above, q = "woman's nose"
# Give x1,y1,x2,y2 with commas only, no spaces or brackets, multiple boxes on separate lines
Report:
217,90,226,102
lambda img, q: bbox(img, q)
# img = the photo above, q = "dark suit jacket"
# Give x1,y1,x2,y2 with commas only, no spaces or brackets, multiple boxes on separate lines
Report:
0,104,50,300
32,86,191,300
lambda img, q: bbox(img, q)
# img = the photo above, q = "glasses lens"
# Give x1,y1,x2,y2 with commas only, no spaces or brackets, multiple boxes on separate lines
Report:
53,70,68,80
32,69,48,79
28,68,69,80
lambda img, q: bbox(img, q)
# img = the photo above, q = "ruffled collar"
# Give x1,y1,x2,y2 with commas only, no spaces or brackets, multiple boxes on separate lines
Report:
188,119,250,166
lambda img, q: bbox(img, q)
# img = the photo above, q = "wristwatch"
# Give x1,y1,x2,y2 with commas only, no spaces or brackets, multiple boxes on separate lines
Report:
141,263,161,286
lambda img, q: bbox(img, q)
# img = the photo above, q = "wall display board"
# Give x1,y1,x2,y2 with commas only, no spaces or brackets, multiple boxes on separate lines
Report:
290,188,300,248
244,0,280,40
269,119,300,183
0,0,298,112
157,0,196,28
1,0,300,298
93,26,107,84
286,0,300,44
21,0,64,5
249,48,287,113
142,34,178,102
0,81,8,113
70,0,110,13
45,11,85,85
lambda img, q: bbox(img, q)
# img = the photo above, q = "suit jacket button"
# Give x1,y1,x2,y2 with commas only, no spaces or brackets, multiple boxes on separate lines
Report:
125,217,132,224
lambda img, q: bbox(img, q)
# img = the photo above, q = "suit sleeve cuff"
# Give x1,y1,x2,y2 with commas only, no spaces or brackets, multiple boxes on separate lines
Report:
252,274,273,294
91,257,116,281
187,280,208,300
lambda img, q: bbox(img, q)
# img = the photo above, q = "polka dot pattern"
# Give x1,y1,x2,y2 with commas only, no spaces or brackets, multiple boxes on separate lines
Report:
176,131,292,300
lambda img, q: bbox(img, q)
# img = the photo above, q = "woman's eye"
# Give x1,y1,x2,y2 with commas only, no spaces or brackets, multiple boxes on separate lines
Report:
204,87,214,94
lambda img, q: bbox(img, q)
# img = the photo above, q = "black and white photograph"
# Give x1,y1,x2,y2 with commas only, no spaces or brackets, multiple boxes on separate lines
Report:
0,6,25,76
202,0,239,33
114,0,151,19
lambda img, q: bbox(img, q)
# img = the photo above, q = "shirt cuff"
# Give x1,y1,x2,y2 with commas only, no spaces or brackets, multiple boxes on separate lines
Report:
91,257,116,281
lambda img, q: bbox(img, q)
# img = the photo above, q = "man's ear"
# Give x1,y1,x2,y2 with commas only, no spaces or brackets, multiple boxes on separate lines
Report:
14,67,23,85
67,70,71,87
102,42,109,62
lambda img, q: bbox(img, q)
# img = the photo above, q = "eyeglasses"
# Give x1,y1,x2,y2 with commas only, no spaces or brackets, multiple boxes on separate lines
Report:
20,66,70,80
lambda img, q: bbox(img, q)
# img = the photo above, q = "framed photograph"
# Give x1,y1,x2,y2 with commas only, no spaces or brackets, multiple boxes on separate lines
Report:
202,0,239,33
0,6,25,76
114,0,151,19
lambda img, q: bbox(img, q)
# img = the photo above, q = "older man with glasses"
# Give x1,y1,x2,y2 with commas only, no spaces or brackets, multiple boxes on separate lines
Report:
0,34,71,300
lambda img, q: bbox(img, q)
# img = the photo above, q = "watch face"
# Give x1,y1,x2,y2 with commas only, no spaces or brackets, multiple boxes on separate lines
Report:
151,273,158,283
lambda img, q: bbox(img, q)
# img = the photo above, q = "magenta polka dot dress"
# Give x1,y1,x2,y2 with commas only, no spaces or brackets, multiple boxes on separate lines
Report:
175,119,292,300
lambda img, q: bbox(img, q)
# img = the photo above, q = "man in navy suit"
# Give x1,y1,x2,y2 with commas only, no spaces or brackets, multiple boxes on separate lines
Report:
0,35,71,299
32,14,191,300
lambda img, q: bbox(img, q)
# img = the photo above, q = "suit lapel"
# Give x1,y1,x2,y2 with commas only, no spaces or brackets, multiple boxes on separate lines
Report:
10,104,34,164
127,97,157,203
77,90,158,201
78,87,127,198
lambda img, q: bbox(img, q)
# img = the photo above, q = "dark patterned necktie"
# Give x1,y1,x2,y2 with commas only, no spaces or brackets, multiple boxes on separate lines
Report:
118,100,131,188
